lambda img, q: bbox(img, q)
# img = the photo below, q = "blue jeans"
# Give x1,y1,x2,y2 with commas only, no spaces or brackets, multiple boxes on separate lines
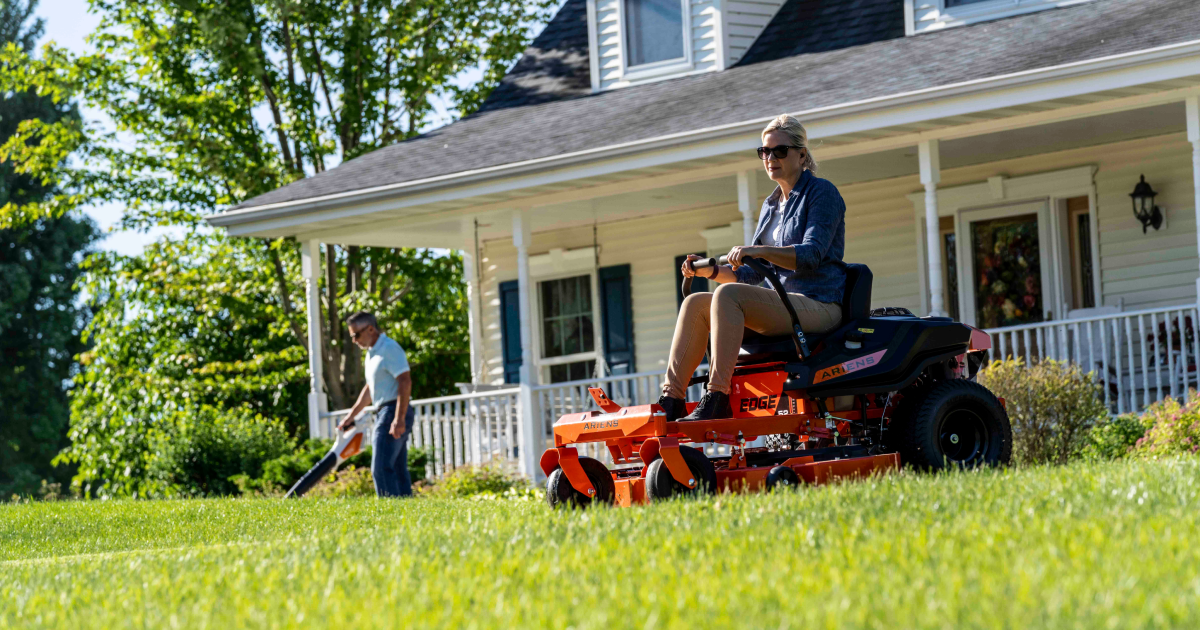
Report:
372,401,415,497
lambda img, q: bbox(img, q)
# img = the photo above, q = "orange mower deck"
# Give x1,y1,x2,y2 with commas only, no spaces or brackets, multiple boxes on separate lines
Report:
540,386,901,506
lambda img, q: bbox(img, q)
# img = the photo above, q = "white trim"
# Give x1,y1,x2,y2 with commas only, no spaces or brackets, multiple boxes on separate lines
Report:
914,0,1099,34
206,40,1200,231
909,165,1099,326
903,0,916,37
711,0,729,72
529,246,599,278
617,0,694,83
586,0,602,93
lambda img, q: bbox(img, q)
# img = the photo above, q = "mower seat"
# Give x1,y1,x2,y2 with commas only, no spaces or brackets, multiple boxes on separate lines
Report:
737,264,874,364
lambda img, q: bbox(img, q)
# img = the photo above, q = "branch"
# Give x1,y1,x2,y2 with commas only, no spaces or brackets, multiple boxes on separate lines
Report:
266,242,307,348
306,26,342,147
384,277,414,307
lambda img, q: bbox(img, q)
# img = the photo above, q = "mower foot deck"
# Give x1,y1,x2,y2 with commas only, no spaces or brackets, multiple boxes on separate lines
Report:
611,451,899,507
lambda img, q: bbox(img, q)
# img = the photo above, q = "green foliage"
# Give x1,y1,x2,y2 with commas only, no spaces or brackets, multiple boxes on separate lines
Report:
0,0,98,498
0,0,552,496
976,358,1108,465
5,460,1200,626
1132,395,1200,457
1080,413,1150,461
431,465,524,497
145,406,293,498
304,465,376,499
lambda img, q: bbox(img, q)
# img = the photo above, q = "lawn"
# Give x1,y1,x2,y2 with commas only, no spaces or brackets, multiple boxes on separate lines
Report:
3,459,1199,629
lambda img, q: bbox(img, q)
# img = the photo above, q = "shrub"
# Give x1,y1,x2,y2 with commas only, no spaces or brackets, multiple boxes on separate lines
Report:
147,406,294,497
1080,413,1149,461
432,465,525,497
976,359,1107,465
306,465,376,498
1134,395,1200,457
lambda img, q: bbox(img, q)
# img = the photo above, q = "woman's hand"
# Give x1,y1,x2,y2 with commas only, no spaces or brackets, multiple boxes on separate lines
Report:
680,254,703,278
726,246,761,269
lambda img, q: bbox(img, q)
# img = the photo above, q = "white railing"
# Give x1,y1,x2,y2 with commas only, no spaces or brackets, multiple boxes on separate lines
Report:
320,388,522,480
985,304,1200,415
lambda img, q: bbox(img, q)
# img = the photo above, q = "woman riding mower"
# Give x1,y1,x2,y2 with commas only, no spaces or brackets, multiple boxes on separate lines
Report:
658,114,847,422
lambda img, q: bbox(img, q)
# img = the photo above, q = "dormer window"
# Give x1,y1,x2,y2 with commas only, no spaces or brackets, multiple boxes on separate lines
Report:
624,0,685,67
909,0,1098,34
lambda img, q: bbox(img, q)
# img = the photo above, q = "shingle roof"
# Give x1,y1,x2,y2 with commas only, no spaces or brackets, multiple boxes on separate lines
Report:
230,0,1200,212
738,0,906,66
476,0,591,113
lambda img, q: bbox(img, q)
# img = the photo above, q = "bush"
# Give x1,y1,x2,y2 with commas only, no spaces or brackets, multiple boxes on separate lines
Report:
431,465,525,497
976,359,1108,465
146,406,294,497
1080,413,1149,461
1133,395,1200,457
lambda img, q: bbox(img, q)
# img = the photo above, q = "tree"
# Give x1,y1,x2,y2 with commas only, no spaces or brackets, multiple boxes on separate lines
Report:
0,0,548,496
0,0,98,498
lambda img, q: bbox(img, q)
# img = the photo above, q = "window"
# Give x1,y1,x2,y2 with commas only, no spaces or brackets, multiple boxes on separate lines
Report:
1066,197,1096,310
939,217,960,322
624,0,684,67
539,275,596,383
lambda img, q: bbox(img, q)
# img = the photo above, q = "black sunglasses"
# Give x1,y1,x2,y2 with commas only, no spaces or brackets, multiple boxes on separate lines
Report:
757,145,801,160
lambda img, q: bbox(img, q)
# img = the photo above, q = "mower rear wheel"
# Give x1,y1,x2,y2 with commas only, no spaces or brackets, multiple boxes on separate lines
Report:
545,457,615,509
646,446,717,501
899,379,1011,470
765,465,799,491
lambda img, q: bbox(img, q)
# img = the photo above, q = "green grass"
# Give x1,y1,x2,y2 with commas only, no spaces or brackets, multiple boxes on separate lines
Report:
3,459,1200,628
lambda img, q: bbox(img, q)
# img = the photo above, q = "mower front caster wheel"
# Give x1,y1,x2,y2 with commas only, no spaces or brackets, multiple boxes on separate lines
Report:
765,465,799,491
646,445,717,501
545,457,615,509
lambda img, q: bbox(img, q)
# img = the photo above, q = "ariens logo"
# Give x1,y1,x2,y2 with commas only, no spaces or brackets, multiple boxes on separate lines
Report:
813,349,887,384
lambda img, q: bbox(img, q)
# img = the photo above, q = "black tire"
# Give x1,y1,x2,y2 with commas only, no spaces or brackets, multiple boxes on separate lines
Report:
646,445,717,501
897,379,1011,471
765,465,799,491
544,457,615,509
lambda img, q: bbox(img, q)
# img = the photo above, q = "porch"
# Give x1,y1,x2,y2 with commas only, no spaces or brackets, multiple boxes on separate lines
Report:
208,48,1200,481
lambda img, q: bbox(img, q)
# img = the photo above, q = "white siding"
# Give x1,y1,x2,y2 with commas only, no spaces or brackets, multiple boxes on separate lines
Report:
476,133,1199,384
930,133,1197,312
724,0,786,66
596,0,624,91
691,0,720,72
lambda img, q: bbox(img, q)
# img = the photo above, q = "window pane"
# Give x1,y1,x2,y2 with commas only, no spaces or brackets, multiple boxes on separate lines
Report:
625,0,684,67
971,214,1042,329
943,231,959,322
1077,213,1095,309
945,0,991,6
539,275,594,358
550,360,595,384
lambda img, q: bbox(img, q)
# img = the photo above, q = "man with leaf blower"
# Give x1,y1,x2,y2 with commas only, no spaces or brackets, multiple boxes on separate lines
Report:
340,311,416,497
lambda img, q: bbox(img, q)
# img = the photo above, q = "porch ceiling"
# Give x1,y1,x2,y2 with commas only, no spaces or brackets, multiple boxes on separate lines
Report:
221,73,1200,246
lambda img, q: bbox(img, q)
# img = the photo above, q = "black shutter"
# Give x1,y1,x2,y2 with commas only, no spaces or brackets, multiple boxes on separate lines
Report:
599,264,635,375
499,280,522,383
675,254,708,309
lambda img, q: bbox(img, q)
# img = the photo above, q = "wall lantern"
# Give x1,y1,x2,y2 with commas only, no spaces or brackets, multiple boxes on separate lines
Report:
1129,174,1163,234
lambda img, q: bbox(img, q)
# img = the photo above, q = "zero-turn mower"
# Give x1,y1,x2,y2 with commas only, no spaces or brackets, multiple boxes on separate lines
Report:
542,256,1011,508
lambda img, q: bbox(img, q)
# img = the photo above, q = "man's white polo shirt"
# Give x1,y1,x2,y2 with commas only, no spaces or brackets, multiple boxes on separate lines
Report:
365,332,410,406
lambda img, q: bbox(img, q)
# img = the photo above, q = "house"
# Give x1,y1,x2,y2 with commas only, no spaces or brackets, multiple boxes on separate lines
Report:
206,0,1200,478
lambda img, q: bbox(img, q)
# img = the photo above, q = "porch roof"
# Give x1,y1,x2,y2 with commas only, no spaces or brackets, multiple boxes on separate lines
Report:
209,0,1200,227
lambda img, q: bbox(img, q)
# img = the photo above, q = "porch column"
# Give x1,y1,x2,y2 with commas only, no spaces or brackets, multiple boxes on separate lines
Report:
737,170,758,245
512,210,542,479
461,219,483,383
1188,97,1200,301
300,240,328,439
919,140,946,317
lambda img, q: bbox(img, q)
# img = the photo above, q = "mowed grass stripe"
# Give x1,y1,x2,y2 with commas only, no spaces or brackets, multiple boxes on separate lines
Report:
2,459,1199,628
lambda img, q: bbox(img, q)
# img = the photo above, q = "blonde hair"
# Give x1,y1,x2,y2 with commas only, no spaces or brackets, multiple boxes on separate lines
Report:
762,114,817,174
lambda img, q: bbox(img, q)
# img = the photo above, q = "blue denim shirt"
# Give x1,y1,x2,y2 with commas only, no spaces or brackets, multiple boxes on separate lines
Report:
734,170,847,304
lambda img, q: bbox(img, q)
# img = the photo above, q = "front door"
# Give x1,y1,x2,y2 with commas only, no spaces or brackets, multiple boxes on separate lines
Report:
958,200,1056,329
